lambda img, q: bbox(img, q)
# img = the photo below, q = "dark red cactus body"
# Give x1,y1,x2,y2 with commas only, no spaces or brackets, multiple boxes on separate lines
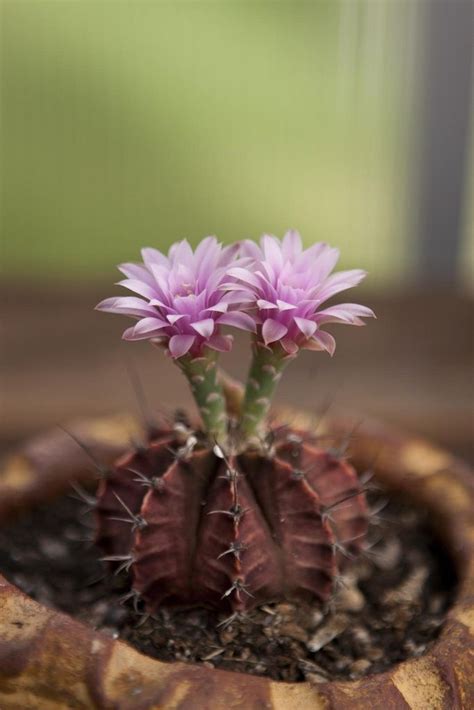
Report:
95,425,368,612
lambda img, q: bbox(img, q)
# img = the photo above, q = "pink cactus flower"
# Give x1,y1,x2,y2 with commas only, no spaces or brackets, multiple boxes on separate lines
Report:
225,231,375,356
96,237,255,359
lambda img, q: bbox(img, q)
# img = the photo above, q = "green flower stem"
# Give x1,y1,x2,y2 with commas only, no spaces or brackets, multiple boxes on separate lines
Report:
178,351,228,444
240,342,294,441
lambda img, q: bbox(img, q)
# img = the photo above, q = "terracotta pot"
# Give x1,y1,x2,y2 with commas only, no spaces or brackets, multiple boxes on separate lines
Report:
0,411,473,710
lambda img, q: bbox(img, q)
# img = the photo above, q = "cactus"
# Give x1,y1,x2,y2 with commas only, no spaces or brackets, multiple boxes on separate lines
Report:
95,232,374,612
95,415,368,612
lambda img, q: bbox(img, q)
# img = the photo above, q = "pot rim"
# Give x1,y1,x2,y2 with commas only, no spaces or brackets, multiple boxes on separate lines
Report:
0,411,473,709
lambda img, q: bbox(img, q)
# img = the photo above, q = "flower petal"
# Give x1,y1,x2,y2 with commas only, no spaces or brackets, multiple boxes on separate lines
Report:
281,230,302,259
308,331,336,356
217,312,256,332
257,299,277,310
95,296,156,318
133,317,168,335
226,267,262,289
206,334,233,352
315,269,367,304
167,313,185,325
280,337,299,354
294,317,317,338
262,318,288,345
116,279,158,300
190,319,215,338
168,334,195,358
276,299,296,312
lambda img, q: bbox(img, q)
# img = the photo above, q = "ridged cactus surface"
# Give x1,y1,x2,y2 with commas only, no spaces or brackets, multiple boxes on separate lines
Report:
96,422,368,612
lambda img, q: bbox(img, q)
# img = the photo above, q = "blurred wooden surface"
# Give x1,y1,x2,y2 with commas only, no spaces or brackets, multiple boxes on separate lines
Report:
1,283,472,461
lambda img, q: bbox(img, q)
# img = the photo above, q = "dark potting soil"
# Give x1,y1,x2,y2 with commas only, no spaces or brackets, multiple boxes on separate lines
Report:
0,490,456,683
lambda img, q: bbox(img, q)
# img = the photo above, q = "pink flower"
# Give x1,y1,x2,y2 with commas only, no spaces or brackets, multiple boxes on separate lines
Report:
225,231,375,356
96,237,255,358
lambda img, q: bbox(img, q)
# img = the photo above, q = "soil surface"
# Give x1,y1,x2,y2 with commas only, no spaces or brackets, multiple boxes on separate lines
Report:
0,489,456,683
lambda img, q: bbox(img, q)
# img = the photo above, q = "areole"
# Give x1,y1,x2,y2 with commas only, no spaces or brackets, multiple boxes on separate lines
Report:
0,409,472,710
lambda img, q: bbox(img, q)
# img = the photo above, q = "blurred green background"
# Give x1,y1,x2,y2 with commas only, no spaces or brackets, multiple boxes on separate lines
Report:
5,0,471,284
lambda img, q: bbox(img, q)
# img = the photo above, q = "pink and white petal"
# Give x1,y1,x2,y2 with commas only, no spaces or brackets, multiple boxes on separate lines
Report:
205,302,228,314
220,290,255,305
169,240,194,267
219,241,242,266
95,297,156,318
316,269,367,303
168,334,196,358
262,318,288,345
190,319,215,338
311,331,336,356
216,312,256,332
280,337,299,355
312,246,340,284
116,279,158,300
123,324,168,341
276,299,296,312
261,234,284,271
206,334,234,352
281,230,303,260
149,298,172,310
333,303,375,319
141,247,169,269
239,239,262,261
133,317,168,335
294,317,318,338
118,263,155,285
226,267,262,289
167,313,186,325
257,299,278,310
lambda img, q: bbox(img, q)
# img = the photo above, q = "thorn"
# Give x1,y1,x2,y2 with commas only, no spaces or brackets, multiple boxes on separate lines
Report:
135,612,151,627
119,589,142,613
175,435,198,460
333,574,349,591
191,374,205,384
84,572,107,587
249,378,260,390
369,498,390,518
217,540,248,560
99,554,135,574
129,468,165,492
208,504,249,522
221,578,254,599
109,514,148,531
124,355,156,435
332,541,355,560
320,488,365,520
218,467,239,482
216,612,238,629
291,469,306,481
70,482,97,511
368,498,391,526
130,437,149,456
327,423,361,458
59,426,110,478
111,493,148,531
